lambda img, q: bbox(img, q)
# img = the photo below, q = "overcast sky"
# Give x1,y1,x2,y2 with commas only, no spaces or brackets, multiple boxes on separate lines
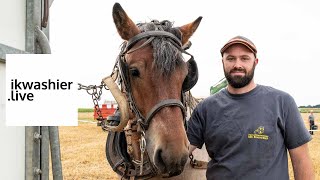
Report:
50,0,319,107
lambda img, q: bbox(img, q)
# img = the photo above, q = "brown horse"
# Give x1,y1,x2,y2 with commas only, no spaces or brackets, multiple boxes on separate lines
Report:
103,3,207,179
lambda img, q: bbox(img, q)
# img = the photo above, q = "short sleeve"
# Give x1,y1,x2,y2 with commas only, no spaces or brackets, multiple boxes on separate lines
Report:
187,104,205,149
284,95,312,149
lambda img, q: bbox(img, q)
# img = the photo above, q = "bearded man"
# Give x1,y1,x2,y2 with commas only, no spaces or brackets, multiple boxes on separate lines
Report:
187,36,314,180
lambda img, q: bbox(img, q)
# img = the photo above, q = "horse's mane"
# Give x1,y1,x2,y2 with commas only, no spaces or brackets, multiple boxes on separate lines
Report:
134,20,185,77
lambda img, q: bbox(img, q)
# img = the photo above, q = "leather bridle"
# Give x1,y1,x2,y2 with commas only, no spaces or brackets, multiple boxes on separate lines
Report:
107,26,198,179
118,30,189,131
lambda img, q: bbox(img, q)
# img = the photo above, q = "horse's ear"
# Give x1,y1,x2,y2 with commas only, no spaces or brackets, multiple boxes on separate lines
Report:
112,3,140,40
179,16,202,45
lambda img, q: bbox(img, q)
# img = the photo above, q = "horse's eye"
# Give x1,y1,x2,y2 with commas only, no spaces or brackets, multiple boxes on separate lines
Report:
129,68,140,77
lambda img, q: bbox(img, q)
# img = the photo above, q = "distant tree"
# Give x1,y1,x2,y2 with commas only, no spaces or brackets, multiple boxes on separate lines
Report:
298,104,320,108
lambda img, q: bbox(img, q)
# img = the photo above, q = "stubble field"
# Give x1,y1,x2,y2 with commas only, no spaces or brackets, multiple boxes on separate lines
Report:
55,112,320,180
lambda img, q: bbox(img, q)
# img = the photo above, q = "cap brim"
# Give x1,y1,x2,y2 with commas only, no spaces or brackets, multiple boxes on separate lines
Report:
220,40,257,56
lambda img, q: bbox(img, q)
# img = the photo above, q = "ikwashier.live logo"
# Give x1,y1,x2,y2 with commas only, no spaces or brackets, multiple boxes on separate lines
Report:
8,79,73,101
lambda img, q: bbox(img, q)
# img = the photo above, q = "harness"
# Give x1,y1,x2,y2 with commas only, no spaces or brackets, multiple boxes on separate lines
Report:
104,23,203,179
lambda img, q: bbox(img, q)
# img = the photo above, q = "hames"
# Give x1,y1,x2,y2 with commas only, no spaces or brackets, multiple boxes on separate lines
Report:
11,79,73,90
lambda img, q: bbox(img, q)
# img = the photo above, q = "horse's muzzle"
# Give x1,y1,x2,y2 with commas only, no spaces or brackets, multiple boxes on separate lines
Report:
154,148,188,178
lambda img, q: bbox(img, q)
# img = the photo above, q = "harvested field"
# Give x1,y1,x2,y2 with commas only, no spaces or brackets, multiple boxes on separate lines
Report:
56,112,320,179
57,122,118,180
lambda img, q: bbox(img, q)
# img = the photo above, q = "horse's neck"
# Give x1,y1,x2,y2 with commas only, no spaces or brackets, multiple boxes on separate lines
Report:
150,145,209,180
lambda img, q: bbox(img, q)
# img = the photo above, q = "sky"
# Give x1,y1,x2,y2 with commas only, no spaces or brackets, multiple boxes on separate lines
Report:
50,0,320,107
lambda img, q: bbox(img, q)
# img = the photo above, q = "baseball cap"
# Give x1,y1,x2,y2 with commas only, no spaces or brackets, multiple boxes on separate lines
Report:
220,36,257,57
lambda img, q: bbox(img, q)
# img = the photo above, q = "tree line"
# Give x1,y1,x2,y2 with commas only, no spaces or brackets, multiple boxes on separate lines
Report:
299,104,320,108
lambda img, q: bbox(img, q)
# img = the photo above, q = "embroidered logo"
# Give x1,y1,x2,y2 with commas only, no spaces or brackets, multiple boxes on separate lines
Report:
248,126,269,140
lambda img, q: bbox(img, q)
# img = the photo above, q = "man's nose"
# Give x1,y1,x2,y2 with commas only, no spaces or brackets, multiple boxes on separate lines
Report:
233,59,243,69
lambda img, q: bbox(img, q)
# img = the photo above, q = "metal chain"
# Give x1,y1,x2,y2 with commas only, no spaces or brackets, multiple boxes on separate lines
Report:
139,131,146,175
189,153,195,167
78,82,108,129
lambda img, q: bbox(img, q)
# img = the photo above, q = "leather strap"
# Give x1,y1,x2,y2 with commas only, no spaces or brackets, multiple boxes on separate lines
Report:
190,159,208,169
126,31,182,51
141,99,185,130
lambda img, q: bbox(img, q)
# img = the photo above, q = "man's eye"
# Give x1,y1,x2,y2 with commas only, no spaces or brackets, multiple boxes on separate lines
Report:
130,68,140,77
242,57,250,61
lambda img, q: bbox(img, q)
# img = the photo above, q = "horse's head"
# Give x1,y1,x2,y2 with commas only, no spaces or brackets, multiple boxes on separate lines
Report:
109,3,201,177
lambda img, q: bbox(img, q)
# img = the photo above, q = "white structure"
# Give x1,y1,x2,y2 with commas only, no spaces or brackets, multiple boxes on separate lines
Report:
0,0,26,179
0,1,58,180
0,0,26,51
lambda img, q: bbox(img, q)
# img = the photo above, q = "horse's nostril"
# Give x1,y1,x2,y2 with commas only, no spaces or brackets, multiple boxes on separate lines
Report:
155,149,166,172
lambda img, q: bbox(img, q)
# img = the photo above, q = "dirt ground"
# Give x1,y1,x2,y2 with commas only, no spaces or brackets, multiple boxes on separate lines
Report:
56,113,320,180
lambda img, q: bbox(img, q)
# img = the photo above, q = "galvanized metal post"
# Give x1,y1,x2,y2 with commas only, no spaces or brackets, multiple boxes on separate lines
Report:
25,127,33,180
49,126,63,180
26,1,62,180
35,26,51,54
25,126,41,180
41,127,50,180
26,0,36,53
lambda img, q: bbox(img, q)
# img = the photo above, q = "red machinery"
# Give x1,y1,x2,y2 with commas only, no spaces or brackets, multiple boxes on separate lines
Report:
93,103,117,120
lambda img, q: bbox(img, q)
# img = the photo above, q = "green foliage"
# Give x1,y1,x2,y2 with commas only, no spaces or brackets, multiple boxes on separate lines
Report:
299,108,320,113
78,108,94,113
299,104,320,108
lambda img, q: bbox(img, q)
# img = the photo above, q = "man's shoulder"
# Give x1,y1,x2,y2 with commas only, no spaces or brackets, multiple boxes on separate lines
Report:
258,84,291,98
194,89,227,111
203,89,227,102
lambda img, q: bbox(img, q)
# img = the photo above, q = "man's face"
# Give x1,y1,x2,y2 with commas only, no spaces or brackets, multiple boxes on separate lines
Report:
222,44,258,88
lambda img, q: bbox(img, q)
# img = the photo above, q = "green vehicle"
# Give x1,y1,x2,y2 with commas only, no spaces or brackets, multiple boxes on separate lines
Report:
210,78,228,95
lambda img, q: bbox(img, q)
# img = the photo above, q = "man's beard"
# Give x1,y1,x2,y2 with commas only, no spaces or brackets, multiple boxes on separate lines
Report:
224,63,256,88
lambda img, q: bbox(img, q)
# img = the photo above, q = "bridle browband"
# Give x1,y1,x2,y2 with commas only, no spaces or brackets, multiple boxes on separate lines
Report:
126,31,182,51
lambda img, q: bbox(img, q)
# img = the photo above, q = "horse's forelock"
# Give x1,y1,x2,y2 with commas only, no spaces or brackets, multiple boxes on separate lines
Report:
137,20,185,77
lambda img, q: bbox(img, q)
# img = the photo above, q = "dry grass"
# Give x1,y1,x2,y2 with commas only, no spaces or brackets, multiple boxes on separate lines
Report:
57,112,320,179
288,113,320,179
57,121,118,180
78,112,95,121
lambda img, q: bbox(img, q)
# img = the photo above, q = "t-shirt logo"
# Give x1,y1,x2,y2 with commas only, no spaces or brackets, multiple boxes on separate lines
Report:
248,126,269,140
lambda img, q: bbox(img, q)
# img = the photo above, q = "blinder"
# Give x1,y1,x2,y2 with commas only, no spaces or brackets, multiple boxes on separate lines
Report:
182,55,198,92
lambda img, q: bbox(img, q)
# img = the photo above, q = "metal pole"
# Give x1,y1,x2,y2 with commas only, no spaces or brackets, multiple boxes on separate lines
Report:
49,126,63,180
25,126,41,180
41,127,50,180
35,26,51,54
25,127,34,180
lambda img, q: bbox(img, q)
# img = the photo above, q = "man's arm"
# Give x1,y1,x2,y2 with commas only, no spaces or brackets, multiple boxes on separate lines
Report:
289,143,315,180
